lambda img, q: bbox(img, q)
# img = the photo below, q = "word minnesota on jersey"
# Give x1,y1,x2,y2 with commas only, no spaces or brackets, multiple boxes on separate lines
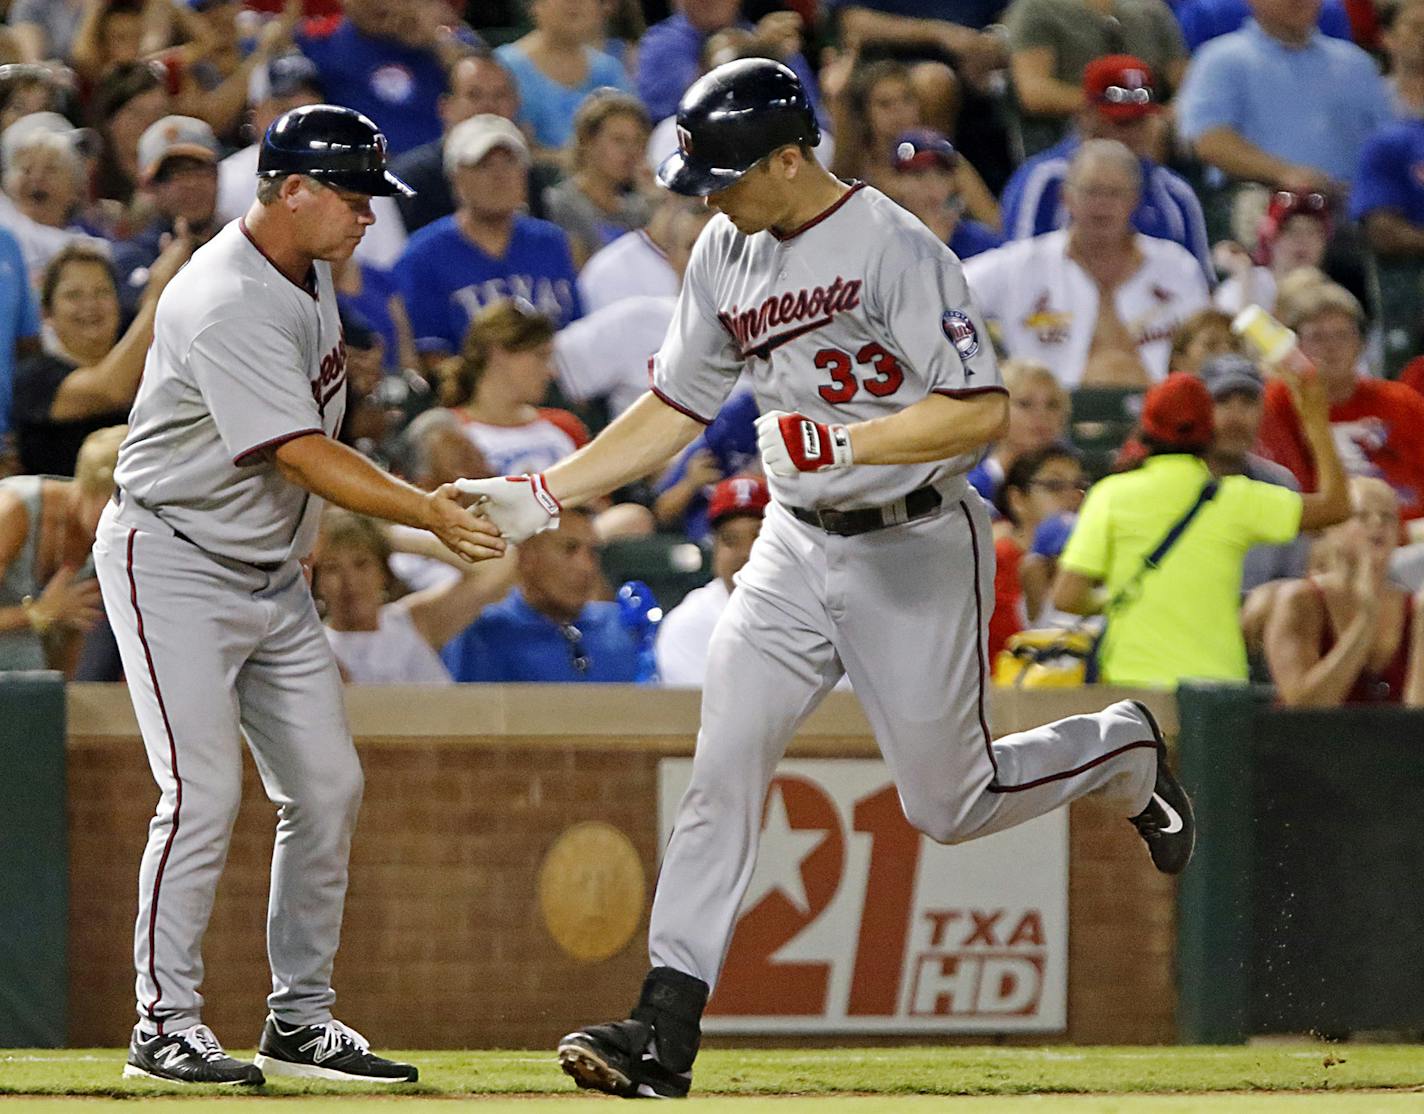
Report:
719,276,864,355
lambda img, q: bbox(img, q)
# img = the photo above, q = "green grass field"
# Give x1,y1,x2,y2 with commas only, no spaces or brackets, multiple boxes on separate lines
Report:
2,1045,1423,1111
11,1100,1424,1113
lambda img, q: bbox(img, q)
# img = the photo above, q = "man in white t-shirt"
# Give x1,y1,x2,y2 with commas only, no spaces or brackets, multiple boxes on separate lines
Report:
216,53,323,226
577,195,710,313
964,139,1209,388
655,474,767,686
555,295,675,419
560,204,711,418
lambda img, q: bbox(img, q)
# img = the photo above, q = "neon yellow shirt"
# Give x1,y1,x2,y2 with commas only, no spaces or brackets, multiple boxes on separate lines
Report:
1059,454,1302,687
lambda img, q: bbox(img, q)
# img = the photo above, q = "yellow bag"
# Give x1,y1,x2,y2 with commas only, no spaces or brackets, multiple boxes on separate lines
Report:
992,627,1097,688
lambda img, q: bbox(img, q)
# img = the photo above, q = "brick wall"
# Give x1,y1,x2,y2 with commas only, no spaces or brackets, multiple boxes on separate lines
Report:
1066,799,1177,1044
66,686,1177,1049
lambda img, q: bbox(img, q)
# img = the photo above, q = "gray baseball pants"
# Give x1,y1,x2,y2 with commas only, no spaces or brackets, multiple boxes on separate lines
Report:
94,501,361,1034
649,488,1158,987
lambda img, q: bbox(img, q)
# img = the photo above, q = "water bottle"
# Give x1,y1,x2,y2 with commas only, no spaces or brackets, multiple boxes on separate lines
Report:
1231,305,1314,377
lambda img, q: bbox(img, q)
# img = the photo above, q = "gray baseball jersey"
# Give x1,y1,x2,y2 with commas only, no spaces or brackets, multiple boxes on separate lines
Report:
115,220,347,567
652,184,1002,510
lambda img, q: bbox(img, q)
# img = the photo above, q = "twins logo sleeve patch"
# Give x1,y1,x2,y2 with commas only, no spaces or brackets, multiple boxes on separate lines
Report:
941,310,980,360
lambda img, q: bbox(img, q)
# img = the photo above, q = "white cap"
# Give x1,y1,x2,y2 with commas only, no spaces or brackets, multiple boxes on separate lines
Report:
443,114,528,178
137,115,218,182
1,110,98,167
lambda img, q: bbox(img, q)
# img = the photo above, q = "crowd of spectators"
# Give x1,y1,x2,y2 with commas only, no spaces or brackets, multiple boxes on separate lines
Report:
5,0,1424,708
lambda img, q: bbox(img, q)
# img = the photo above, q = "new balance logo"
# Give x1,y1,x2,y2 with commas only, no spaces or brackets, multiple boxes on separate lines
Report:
297,1036,337,1064
154,1043,191,1069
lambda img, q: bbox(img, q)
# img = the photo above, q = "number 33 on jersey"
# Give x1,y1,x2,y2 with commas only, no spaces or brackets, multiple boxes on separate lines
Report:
650,183,1003,510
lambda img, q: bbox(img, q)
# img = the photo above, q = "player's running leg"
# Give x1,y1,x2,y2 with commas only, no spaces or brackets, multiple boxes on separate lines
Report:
832,493,1173,863
559,508,843,1098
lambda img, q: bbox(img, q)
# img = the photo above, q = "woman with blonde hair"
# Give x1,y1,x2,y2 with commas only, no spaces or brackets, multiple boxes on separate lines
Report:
445,298,654,541
0,423,124,673
442,297,589,472
829,59,999,228
968,358,1070,505
313,509,515,684
1265,477,1423,706
0,122,101,282
543,89,654,267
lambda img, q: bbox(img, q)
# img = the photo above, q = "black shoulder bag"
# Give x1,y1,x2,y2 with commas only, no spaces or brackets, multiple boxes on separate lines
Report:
1086,478,1220,683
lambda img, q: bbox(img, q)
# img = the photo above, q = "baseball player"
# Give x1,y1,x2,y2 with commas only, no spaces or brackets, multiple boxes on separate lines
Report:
460,59,1196,1100
94,105,503,1086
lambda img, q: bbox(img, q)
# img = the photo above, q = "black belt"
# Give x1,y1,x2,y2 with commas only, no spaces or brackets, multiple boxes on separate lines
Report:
788,485,942,536
114,489,284,573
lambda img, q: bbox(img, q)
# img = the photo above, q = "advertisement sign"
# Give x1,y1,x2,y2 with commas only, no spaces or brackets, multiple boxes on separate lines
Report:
658,759,1068,1033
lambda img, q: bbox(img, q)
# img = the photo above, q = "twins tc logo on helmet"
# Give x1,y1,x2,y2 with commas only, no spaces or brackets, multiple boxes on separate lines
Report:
941,310,980,360
677,125,694,156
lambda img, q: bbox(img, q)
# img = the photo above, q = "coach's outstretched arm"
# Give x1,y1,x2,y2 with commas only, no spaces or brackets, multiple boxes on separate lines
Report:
275,432,505,564
456,392,704,542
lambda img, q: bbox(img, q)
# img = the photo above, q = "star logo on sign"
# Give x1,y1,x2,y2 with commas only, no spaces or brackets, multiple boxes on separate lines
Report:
739,783,829,915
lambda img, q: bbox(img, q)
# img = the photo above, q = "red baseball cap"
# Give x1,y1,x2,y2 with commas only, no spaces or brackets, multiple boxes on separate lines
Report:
1141,372,1214,450
1083,55,1160,121
891,128,958,173
707,475,769,526
1257,189,1333,264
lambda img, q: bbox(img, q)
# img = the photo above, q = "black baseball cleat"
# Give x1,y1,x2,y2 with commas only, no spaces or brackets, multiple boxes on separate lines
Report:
558,1018,692,1099
123,1023,265,1085
1127,700,1196,874
253,1016,418,1083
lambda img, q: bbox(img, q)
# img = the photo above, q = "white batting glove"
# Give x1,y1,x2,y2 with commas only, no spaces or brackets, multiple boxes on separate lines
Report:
454,473,560,544
755,410,854,478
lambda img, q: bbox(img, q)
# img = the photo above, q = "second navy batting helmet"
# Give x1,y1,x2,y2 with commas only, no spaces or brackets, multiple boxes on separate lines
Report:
258,104,413,197
658,58,820,197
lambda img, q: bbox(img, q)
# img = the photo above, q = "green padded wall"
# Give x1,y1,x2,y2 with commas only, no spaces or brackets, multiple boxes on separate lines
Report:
0,672,67,1047
1176,685,1424,1042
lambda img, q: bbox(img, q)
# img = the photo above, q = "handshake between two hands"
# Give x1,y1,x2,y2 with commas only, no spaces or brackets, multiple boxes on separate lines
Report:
415,475,561,565
431,409,852,561
437,474,562,556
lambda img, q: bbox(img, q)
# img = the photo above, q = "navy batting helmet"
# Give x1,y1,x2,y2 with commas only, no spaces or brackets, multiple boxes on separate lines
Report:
258,104,413,197
658,58,820,197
